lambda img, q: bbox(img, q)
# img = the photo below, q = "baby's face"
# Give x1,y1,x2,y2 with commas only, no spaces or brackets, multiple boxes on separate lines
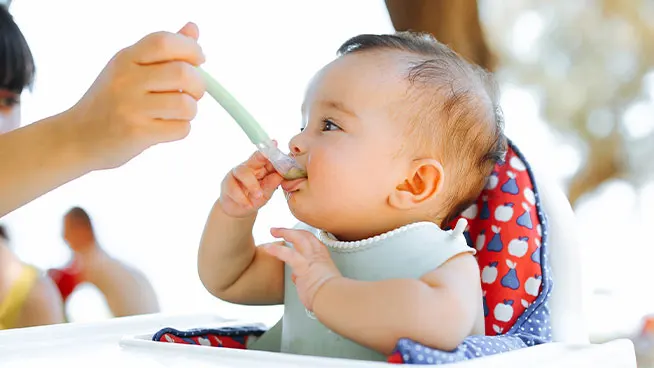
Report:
283,52,417,241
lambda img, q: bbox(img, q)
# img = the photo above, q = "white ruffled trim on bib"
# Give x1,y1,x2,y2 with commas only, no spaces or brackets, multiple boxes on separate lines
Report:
318,221,440,253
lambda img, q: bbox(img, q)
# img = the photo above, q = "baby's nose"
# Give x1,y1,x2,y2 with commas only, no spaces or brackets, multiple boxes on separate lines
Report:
288,134,307,156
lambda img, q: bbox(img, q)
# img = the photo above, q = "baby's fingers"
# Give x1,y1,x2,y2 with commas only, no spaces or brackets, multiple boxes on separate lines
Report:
232,164,263,199
243,150,271,170
262,243,307,273
270,228,322,254
223,175,253,207
261,172,284,198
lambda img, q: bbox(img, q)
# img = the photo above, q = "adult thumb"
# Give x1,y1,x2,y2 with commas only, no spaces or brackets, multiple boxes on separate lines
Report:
177,22,199,41
151,120,192,145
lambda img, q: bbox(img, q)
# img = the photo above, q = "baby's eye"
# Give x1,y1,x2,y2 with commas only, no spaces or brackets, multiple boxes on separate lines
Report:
321,119,341,132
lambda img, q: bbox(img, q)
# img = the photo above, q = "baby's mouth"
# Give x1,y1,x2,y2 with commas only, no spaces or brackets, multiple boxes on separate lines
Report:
282,152,307,182
281,177,306,193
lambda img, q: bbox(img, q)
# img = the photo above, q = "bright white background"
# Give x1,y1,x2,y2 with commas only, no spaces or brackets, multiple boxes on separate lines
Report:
4,0,653,340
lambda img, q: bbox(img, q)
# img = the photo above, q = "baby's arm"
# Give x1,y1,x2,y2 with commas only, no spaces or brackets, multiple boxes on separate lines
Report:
197,151,285,305
313,253,481,354
198,201,284,305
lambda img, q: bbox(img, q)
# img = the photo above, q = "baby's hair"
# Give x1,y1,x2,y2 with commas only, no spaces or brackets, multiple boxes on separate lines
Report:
337,32,506,225
0,5,35,93
65,206,94,230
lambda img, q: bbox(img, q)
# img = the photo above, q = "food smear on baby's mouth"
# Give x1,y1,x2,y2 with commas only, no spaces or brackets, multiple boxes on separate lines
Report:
283,167,308,180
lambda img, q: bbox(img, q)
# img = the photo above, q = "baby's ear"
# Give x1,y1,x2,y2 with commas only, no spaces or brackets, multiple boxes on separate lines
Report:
389,159,445,210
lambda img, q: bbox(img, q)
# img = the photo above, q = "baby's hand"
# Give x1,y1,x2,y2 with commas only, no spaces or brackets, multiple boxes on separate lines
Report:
264,228,341,311
219,149,284,218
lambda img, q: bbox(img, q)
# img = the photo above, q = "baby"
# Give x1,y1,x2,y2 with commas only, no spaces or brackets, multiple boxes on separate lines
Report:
198,32,506,361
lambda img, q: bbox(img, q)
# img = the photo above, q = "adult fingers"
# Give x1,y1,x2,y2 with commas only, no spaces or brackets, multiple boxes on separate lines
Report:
177,22,199,41
128,30,205,66
144,92,198,121
140,61,205,100
148,119,192,144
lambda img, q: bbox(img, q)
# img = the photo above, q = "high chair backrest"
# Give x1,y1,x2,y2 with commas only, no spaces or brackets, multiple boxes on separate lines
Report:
388,142,575,364
530,161,589,344
448,140,553,341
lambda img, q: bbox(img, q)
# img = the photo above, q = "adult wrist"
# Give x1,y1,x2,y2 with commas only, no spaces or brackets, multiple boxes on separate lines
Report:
51,107,98,174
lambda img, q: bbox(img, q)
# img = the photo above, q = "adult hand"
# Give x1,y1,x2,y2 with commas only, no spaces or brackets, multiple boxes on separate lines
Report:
0,22,207,218
66,22,206,170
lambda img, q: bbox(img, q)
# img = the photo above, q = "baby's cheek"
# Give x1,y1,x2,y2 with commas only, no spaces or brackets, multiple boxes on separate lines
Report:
308,149,380,201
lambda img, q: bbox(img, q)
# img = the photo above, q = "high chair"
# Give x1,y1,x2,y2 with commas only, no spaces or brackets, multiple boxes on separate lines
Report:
117,140,637,367
0,141,635,367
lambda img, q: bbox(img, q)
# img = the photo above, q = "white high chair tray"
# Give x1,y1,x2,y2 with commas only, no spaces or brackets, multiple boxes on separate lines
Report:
118,319,637,368
0,313,636,368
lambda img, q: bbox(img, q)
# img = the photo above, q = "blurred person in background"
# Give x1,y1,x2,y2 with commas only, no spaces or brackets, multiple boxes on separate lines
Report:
48,207,160,318
0,225,65,329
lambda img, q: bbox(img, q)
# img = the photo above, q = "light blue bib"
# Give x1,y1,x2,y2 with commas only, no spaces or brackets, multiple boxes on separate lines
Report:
250,220,474,361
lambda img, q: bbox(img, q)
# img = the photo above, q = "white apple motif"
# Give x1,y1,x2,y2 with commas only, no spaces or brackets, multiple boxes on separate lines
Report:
508,236,529,257
521,299,530,308
510,156,527,171
494,203,514,222
482,262,498,284
524,187,536,205
537,224,542,236
493,300,514,322
198,337,211,346
492,324,503,334
476,230,486,251
525,275,542,297
486,172,499,190
461,203,478,219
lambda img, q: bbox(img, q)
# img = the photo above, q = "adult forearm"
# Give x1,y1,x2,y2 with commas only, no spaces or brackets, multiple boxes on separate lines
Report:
0,111,93,217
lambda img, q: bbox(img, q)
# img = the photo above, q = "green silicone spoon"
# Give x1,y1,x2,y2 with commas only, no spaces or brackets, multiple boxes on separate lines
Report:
198,67,307,180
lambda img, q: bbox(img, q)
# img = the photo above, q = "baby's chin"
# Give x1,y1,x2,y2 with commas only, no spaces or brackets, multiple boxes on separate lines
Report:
287,197,316,226
286,203,365,240
286,197,335,232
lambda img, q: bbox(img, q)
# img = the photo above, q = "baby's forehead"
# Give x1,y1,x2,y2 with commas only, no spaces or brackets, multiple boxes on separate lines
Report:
302,51,413,110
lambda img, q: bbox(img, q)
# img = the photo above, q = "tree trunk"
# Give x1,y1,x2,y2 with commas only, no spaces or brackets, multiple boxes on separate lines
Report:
384,0,496,71
567,132,624,206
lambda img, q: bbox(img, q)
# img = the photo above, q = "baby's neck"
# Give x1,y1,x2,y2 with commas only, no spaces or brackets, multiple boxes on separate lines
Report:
327,217,438,242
